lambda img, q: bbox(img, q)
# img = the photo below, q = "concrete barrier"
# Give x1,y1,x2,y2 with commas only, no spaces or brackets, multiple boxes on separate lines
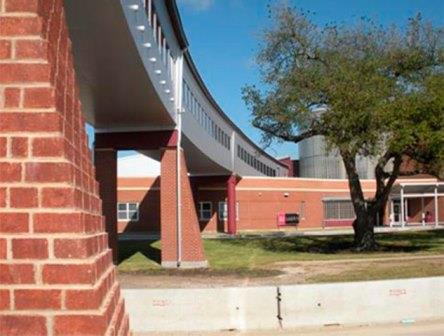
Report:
123,286,279,332
122,277,444,333
280,276,444,329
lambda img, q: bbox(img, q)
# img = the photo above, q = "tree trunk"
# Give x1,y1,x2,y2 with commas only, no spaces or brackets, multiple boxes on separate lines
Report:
352,210,378,251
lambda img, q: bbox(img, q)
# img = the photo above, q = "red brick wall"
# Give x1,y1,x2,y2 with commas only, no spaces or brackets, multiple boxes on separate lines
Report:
234,178,373,230
0,1,129,334
117,177,160,233
94,149,118,261
117,177,377,232
117,176,443,234
160,148,206,266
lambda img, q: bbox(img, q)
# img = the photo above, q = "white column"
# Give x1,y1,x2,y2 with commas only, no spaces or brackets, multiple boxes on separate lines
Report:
421,197,425,226
435,186,439,227
175,52,184,267
400,186,405,228
389,200,394,227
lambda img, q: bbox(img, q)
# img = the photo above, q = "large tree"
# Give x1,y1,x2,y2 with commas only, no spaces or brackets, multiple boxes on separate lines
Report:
243,7,444,250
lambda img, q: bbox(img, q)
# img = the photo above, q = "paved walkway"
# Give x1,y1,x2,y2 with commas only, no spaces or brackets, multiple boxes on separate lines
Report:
119,225,444,241
139,320,444,336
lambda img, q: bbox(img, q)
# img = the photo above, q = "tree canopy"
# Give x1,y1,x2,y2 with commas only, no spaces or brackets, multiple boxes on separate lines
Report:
243,6,444,249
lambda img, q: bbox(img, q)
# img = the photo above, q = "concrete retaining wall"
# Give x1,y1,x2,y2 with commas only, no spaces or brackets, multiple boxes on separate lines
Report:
122,277,444,333
280,276,444,328
123,286,279,332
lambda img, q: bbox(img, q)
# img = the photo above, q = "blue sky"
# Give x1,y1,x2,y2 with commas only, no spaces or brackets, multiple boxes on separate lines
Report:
176,0,444,159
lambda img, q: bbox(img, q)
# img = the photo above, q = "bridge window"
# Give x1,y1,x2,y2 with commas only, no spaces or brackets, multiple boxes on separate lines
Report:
144,0,154,26
182,80,231,150
198,202,212,221
117,202,139,221
237,145,277,176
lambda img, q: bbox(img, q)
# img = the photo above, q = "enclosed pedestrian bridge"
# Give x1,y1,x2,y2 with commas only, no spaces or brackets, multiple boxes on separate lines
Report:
64,0,287,177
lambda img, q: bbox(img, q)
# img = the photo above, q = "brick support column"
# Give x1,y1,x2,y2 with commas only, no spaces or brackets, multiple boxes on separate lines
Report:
0,1,129,335
160,147,207,268
227,175,237,235
94,148,118,263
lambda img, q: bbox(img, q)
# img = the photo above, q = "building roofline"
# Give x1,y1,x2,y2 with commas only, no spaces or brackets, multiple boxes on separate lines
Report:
165,0,189,49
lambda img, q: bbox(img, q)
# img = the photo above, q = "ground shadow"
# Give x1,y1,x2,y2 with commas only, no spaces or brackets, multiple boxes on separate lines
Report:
216,229,444,255
118,240,161,265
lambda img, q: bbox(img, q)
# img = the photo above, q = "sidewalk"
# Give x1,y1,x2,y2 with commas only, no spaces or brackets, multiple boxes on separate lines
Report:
119,225,444,241
138,320,444,336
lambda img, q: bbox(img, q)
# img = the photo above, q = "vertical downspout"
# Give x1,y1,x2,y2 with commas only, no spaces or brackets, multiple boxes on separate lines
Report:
176,111,182,267
175,52,184,267
400,186,405,228
434,185,439,228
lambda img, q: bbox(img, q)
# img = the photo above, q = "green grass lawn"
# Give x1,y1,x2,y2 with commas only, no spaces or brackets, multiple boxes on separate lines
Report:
118,229,444,278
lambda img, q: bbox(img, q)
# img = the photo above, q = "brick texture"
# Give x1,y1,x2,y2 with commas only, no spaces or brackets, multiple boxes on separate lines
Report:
160,148,206,265
94,149,118,262
0,1,129,335
117,176,444,233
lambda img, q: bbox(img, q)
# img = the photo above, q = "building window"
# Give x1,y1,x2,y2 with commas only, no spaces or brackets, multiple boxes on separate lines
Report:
323,200,355,219
198,202,212,221
218,201,239,221
117,202,139,221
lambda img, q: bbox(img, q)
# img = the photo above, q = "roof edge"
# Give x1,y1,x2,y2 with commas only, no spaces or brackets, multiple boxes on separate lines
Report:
165,0,189,49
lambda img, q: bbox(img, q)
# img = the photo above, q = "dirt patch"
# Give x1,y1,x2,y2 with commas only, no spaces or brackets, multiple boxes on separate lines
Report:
118,255,444,288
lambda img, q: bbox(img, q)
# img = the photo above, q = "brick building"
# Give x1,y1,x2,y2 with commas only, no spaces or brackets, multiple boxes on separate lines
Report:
116,155,444,235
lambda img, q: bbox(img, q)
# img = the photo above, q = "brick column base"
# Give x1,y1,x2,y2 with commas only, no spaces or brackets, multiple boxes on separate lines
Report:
160,147,207,268
0,1,129,335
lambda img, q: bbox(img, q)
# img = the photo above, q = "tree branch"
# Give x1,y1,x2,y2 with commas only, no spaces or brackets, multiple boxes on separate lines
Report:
252,121,320,144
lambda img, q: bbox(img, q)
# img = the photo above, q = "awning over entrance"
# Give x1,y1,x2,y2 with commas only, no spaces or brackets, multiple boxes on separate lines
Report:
389,182,444,227
391,182,444,198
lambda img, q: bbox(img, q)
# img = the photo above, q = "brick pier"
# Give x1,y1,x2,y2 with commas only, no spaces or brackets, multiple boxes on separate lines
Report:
0,0,129,334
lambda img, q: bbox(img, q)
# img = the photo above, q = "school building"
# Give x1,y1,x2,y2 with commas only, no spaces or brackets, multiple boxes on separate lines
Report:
116,154,444,235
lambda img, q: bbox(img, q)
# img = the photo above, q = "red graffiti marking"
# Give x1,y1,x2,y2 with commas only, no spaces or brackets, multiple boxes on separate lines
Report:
152,299,170,307
389,289,407,296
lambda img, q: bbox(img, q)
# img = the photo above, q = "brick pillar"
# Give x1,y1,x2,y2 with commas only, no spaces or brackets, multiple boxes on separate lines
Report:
227,175,237,235
94,148,118,263
160,147,207,268
0,1,129,335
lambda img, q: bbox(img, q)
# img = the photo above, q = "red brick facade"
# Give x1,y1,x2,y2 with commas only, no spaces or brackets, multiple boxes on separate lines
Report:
117,176,444,233
160,148,207,267
94,149,118,262
0,1,129,334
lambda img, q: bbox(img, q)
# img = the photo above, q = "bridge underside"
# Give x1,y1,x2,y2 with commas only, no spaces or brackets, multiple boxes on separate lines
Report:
64,0,173,130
